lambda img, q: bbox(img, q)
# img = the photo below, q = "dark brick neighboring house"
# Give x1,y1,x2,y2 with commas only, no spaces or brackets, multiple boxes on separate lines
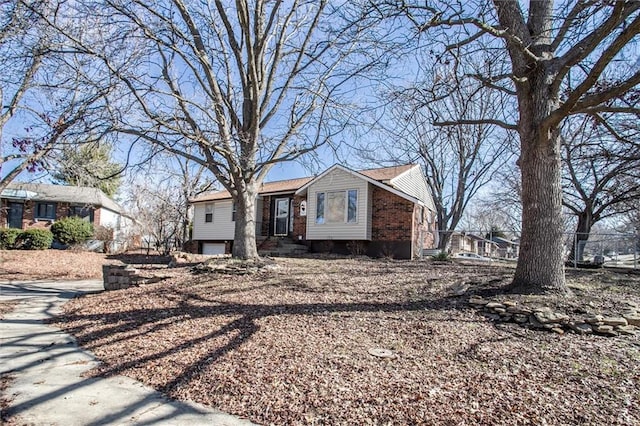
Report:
1,182,136,251
190,164,438,259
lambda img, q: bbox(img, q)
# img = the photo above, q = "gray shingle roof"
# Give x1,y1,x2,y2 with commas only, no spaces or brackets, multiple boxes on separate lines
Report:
2,182,124,214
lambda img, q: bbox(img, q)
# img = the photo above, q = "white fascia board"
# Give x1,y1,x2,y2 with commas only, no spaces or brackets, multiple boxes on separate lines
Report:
295,164,425,207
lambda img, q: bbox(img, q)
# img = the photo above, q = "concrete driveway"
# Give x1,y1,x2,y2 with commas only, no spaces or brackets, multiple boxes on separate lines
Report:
0,279,255,425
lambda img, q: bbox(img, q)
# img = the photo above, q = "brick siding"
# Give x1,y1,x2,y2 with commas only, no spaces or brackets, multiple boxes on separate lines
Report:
292,195,306,241
370,186,414,242
260,195,271,236
0,199,98,230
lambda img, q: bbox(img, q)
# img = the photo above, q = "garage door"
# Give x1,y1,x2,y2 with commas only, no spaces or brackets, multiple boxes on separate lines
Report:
202,243,226,255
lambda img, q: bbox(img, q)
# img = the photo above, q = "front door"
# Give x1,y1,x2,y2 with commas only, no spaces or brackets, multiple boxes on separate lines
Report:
8,202,23,229
274,198,289,236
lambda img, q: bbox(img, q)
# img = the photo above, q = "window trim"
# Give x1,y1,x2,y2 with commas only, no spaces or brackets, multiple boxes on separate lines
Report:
35,202,56,220
316,192,325,224
68,205,93,222
204,203,214,223
315,189,358,224
347,189,358,223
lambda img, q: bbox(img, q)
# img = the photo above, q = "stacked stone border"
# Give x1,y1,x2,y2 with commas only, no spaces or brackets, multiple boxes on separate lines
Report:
102,264,140,290
469,296,639,337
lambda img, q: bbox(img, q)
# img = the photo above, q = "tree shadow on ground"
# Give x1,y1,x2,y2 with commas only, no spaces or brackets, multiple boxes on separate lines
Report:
49,280,509,397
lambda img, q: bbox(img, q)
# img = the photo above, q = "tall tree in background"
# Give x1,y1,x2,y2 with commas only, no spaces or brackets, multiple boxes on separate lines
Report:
562,116,640,261
470,163,523,237
41,0,383,259
379,73,514,251
379,1,640,293
51,143,122,196
126,152,214,254
1,0,109,191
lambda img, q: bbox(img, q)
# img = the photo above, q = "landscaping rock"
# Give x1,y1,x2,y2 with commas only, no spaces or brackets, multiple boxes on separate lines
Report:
485,302,505,309
507,306,532,315
469,296,489,306
593,325,617,336
467,295,636,339
568,322,593,335
528,316,545,329
103,264,140,290
534,311,569,325
542,323,561,330
513,314,528,323
482,313,501,321
585,315,604,325
615,325,637,336
602,317,628,327
622,313,640,327
368,348,396,359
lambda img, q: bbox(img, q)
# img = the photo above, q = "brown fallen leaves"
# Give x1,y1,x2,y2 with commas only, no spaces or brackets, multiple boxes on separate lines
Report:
0,249,108,280
52,258,640,425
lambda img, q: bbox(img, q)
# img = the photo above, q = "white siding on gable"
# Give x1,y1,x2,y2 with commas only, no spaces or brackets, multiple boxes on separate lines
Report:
98,208,121,229
306,167,370,240
390,166,436,211
192,200,235,240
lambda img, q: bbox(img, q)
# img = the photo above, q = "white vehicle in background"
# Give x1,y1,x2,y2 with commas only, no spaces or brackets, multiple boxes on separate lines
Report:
454,252,492,262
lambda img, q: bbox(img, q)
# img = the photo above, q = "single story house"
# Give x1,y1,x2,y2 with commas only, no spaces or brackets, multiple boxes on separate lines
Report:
0,182,136,251
450,232,499,258
190,164,438,259
491,236,520,259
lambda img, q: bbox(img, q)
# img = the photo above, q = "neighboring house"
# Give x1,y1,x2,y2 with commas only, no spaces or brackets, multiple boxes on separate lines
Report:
190,164,438,259
0,182,135,251
450,232,499,258
491,236,520,259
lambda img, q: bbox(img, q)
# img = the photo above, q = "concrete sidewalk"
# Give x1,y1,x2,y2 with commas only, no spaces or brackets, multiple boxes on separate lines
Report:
0,280,256,425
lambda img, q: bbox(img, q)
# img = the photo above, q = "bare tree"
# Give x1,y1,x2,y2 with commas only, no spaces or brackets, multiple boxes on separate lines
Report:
562,116,640,261
375,1,640,293
1,0,111,191
127,154,213,255
130,182,182,255
472,163,523,237
379,72,514,250
1,0,50,190
40,0,383,259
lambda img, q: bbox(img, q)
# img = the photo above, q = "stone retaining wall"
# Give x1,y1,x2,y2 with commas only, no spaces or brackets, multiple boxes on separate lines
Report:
469,296,639,337
102,264,139,290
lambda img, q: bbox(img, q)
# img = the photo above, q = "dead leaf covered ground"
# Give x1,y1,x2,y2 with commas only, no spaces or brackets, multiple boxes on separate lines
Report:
0,249,108,281
51,257,640,425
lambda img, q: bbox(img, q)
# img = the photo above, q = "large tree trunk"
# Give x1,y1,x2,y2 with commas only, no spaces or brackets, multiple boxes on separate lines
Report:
437,230,452,251
231,184,259,259
511,122,568,294
567,211,594,262
510,62,568,294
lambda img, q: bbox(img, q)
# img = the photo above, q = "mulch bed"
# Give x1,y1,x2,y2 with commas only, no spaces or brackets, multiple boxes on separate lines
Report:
51,258,640,425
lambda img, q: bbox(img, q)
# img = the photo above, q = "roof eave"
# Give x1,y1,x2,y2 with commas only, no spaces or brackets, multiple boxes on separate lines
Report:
295,164,426,207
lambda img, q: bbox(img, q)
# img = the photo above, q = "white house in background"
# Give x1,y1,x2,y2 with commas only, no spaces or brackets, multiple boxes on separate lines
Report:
0,182,136,251
190,164,439,259
450,232,499,257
